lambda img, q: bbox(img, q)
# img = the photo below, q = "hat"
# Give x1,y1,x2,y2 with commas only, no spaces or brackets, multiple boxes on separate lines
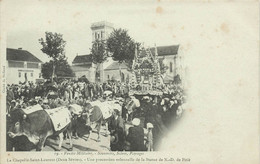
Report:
43,99,48,104
132,118,140,126
143,96,149,100
147,123,154,129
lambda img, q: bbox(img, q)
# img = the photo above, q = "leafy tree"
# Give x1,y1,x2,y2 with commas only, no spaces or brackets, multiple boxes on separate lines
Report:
107,28,140,81
39,32,66,81
91,40,108,82
41,59,74,79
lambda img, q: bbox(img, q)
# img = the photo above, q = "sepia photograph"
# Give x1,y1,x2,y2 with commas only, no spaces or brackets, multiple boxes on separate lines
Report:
5,2,188,152
1,0,259,163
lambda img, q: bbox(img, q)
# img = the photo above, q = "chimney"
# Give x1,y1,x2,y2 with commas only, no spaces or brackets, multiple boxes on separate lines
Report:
18,47,22,50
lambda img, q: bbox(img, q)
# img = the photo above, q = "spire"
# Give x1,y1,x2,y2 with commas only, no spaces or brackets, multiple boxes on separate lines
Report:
154,43,158,59
132,43,137,70
135,43,138,59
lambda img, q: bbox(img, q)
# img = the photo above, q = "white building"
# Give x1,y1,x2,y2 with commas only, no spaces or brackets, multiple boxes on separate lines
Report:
150,45,184,83
6,48,43,84
72,21,114,82
72,21,185,84
91,21,114,42
103,62,131,82
71,54,96,82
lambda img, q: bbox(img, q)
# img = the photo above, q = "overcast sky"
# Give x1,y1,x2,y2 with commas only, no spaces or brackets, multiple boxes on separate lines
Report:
5,0,256,64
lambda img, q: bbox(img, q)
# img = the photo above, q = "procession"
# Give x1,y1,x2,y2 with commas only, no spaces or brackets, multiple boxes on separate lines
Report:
6,78,186,151
6,21,187,152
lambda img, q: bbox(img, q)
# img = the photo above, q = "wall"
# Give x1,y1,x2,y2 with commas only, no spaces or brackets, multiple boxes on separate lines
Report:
74,66,96,83
103,69,131,82
159,53,183,80
6,66,42,84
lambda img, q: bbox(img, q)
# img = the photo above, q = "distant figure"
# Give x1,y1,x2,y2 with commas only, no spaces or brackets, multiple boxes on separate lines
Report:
126,118,145,151
146,123,154,151
108,109,125,151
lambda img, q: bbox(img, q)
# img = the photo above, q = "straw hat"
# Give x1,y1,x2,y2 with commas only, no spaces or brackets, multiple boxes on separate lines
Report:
147,123,154,129
132,118,140,126
143,96,149,100
43,99,49,104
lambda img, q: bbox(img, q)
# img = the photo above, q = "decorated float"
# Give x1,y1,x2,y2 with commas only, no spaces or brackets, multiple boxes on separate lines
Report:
129,45,164,96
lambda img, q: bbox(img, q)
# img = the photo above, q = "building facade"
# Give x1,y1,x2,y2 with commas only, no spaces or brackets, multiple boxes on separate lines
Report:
71,54,96,82
150,45,184,83
91,21,114,42
72,21,184,84
6,48,43,84
103,62,131,82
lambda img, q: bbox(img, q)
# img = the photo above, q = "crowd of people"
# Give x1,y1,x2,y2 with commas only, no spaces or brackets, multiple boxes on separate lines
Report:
6,79,130,113
6,78,186,151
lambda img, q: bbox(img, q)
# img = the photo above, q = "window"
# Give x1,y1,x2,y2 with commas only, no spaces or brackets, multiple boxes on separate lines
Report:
170,62,173,72
107,75,110,80
31,73,33,77
18,72,21,78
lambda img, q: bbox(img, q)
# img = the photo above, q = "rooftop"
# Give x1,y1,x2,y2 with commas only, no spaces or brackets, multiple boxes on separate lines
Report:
91,21,114,29
72,54,92,64
7,48,42,63
71,65,92,72
150,45,179,56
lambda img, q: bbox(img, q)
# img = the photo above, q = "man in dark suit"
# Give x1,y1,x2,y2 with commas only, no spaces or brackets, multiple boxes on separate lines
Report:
108,109,125,151
126,118,145,151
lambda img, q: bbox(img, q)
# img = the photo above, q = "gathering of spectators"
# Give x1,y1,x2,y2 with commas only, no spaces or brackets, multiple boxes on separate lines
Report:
6,79,131,114
6,78,186,151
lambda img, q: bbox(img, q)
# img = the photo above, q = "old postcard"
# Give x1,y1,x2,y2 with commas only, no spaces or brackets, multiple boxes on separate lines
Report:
0,0,259,163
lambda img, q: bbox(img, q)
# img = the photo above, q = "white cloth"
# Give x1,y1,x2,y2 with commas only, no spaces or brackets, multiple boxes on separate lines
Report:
68,104,82,115
23,104,43,114
45,106,71,131
90,100,113,119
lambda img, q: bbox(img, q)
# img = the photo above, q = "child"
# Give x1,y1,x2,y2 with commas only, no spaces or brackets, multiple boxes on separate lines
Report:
146,123,154,151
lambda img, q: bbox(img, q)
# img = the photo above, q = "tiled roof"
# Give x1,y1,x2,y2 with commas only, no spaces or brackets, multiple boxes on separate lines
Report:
150,45,179,56
7,48,42,63
72,54,92,64
105,62,128,70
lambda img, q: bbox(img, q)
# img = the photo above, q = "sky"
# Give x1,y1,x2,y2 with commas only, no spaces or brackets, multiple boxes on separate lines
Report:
3,0,242,64
2,0,260,162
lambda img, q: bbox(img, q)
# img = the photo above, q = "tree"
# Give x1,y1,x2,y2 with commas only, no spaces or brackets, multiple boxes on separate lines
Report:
39,32,66,81
41,59,74,79
107,28,140,81
91,40,108,82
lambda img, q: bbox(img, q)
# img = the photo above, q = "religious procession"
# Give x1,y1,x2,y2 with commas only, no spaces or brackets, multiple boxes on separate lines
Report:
6,31,187,152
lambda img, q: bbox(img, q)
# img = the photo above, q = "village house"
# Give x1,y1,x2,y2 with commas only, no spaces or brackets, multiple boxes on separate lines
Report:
6,48,43,84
